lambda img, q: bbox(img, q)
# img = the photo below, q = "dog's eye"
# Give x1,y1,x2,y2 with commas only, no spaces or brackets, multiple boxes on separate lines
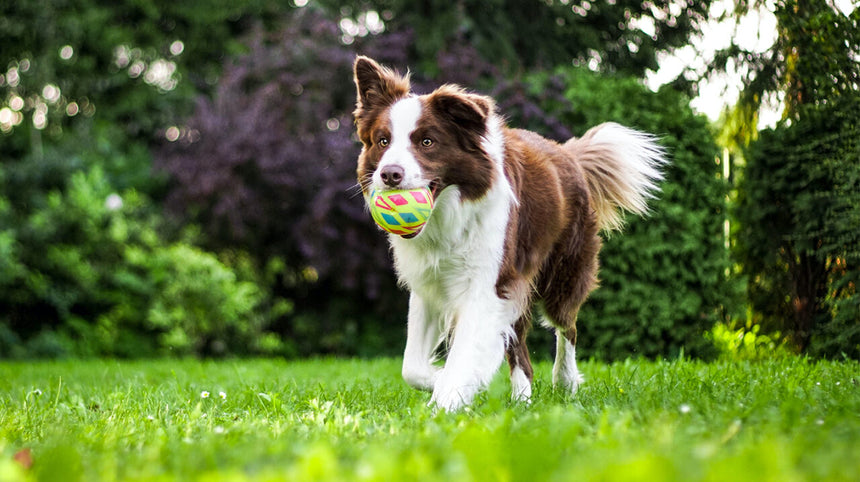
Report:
421,138,433,147
378,138,389,148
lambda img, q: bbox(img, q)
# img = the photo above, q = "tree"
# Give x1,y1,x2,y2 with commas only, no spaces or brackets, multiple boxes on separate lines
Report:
2,1,734,358
0,0,274,149
317,0,714,77
725,0,860,355
711,0,859,143
735,95,860,355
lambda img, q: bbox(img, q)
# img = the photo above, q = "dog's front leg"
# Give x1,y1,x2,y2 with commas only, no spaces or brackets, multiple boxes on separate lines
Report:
401,292,442,391
430,295,512,411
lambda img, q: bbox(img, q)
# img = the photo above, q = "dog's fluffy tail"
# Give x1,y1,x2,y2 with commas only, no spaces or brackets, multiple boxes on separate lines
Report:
564,122,668,232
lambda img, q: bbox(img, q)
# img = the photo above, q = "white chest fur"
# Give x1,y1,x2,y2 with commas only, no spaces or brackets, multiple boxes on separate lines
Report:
390,180,511,322
391,177,521,410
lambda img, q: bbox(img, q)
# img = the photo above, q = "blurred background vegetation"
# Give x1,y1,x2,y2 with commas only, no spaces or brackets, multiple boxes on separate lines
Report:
1,0,857,360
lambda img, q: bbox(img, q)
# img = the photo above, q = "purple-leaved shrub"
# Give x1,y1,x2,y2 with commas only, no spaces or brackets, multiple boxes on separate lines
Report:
155,8,579,354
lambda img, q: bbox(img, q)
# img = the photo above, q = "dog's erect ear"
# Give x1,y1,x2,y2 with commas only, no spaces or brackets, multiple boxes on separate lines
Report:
427,86,493,138
354,56,411,112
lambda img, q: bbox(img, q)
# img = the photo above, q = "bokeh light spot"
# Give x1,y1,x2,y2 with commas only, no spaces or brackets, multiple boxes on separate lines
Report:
170,40,185,56
166,126,181,142
59,45,74,60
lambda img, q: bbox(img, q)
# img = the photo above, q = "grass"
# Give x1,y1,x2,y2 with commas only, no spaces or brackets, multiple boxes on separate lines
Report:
1,356,858,481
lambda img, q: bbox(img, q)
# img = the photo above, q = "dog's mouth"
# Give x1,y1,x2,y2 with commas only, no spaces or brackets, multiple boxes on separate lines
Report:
428,179,443,199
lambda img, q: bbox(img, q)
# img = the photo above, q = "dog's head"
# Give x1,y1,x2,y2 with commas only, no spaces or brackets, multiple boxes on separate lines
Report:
353,56,498,202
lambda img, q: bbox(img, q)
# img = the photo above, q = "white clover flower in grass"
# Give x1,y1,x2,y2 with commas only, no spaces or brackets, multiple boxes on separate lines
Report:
679,404,692,414
201,391,210,399
219,391,226,400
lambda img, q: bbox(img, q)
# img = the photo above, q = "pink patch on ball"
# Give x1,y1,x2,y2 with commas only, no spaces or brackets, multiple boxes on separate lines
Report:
389,194,408,206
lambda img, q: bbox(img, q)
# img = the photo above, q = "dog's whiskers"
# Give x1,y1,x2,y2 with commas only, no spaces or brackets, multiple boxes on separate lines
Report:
347,182,367,199
347,173,375,200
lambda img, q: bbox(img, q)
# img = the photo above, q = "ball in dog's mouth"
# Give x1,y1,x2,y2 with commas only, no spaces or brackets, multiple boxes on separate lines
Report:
369,186,435,238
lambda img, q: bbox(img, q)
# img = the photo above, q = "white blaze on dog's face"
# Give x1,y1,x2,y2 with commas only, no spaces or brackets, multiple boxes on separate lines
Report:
353,56,498,202
374,96,428,191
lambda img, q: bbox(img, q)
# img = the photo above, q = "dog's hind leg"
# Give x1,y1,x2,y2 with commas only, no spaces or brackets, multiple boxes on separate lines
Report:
544,286,591,396
506,313,533,402
540,231,601,397
552,325,584,395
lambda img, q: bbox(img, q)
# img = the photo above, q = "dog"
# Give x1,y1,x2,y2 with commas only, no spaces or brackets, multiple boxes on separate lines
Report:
352,56,667,411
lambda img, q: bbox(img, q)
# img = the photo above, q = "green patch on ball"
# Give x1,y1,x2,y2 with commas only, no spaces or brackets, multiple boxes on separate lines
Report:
369,187,435,237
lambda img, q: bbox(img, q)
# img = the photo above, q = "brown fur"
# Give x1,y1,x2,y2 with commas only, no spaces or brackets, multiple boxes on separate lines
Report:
497,129,601,381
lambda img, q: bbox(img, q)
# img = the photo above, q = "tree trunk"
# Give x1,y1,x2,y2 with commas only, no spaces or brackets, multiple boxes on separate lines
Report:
790,250,827,351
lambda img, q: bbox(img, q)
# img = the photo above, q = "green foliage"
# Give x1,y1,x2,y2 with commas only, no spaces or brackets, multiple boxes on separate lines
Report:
710,0,859,142
708,320,789,360
1,0,743,359
736,94,860,358
110,243,269,357
320,0,713,78
0,0,285,145
528,68,736,360
719,0,859,359
0,159,284,358
1,357,858,480
1,1,298,358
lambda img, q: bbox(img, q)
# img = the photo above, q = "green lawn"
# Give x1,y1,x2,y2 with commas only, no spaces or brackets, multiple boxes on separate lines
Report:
1,357,858,481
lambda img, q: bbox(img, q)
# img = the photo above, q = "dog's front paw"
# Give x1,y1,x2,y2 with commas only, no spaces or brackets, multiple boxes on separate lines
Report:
429,378,476,412
429,390,467,412
402,365,440,392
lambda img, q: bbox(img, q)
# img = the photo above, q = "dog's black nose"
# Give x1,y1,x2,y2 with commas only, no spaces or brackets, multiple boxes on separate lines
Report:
380,165,404,187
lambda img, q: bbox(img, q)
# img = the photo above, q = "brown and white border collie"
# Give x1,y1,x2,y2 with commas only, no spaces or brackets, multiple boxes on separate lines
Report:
353,56,667,411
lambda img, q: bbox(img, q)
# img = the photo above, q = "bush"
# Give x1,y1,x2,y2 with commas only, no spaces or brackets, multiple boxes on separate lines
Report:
0,157,285,358
708,320,789,360
735,94,860,359
154,8,418,356
527,68,736,360
1,1,304,358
